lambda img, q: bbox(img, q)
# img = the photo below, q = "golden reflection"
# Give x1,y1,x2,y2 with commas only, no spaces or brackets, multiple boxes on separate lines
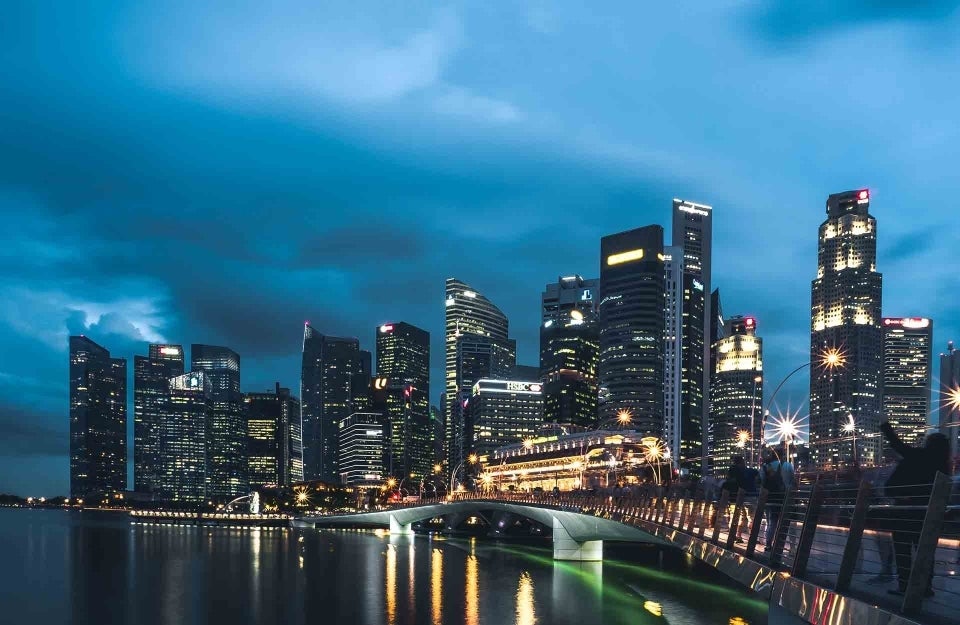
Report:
431,548,443,625
386,544,397,625
408,543,416,620
515,571,536,625
644,600,663,617
730,618,748,625
466,554,479,625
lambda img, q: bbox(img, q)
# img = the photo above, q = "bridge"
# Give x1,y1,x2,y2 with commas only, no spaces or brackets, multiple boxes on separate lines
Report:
304,499,669,560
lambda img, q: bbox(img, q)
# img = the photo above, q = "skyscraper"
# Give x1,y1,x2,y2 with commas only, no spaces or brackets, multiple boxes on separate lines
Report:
938,342,960,462
810,189,883,468
881,317,933,449
133,344,184,494
663,245,684,463
541,275,599,323
371,377,431,481
69,336,127,499
710,316,763,475
191,344,246,499
337,412,386,487
598,225,665,435
159,371,211,502
445,278,510,470
540,307,599,427
301,324,365,482
244,383,303,489
375,322,431,480
467,378,544,457
672,199,713,477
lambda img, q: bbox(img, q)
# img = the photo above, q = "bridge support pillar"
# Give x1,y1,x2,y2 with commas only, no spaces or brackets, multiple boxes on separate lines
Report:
552,517,602,561
389,515,413,536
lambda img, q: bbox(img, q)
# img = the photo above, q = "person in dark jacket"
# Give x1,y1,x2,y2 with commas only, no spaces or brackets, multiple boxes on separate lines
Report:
881,421,951,596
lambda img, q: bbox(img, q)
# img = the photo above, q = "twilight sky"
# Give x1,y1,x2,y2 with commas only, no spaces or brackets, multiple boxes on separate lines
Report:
3,2,960,495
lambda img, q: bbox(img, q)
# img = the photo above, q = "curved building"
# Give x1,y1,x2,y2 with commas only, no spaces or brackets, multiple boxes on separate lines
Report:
444,278,510,472
598,225,665,435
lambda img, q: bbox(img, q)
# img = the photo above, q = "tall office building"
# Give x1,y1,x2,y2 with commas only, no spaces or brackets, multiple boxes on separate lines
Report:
881,318,933,449
430,404,444,462
133,344,184,494
159,371,211,502
69,336,127,499
244,383,303,488
301,324,365,482
663,245,684,463
710,316,764,475
671,199,713,477
371,377,432,480
598,225,665,434
337,412,385,487
376,321,429,397
542,275,599,323
810,189,883,468
938,342,960,461
707,288,725,471
191,344,246,499
467,378,544,457
445,278,510,464
540,307,600,427
450,333,516,471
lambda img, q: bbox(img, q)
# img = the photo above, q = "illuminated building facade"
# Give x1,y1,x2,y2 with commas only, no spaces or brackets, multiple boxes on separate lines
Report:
881,317,932,449
540,307,599,427
710,316,763,476
467,379,544,456
69,336,127,499
337,412,385,486
706,288,725,472
485,430,669,492
301,325,365,482
191,344,246,499
244,383,303,488
672,199,712,477
449,332,516,473
445,278,510,472
542,275,599,322
598,225,665,434
663,245,684,464
371,377,432,481
159,372,211,502
133,343,184,494
938,342,960,461
809,190,883,468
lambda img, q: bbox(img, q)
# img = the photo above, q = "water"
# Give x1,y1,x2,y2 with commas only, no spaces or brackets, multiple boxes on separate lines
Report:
0,508,767,625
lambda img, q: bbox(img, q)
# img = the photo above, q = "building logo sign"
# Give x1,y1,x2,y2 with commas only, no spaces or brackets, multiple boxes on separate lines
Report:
379,324,394,333
373,377,389,390
159,346,180,356
506,381,542,393
883,317,930,329
606,249,644,266
581,289,592,301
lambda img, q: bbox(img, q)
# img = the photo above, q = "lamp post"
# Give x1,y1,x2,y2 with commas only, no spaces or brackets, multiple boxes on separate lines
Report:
449,454,479,496
842,414,858,468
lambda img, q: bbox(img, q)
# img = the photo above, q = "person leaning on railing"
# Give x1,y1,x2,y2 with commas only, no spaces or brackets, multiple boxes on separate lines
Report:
880,421,951,597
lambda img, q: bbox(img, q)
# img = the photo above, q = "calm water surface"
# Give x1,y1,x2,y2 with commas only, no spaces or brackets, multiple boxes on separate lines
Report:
0,508,767,625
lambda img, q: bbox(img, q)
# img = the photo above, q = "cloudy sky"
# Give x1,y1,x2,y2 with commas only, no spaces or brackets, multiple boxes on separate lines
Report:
3,2,959,495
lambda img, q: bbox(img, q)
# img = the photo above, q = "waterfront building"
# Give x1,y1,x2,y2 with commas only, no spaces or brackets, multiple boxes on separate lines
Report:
244,383,303,488
881,317,933,449
371,377,432,481
159,371,211,502
191,344,246,499
467,378,544,456
542,275,599,323
598,225,665,433
301,324,365,482
809,190,883,468
133,344,184,494
337,412,386,487
710,316,764,475
69,336,127,499
540,307,599,427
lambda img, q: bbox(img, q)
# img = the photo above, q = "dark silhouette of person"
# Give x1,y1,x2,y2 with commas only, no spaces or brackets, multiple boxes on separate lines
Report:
881,421,951,596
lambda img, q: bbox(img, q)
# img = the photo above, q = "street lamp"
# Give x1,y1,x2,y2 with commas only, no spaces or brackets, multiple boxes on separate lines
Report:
842,414,858,467
449,455,479,495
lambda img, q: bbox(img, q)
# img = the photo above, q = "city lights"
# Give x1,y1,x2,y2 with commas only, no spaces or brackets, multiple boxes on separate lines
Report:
819,346,846,371
616,409,633,426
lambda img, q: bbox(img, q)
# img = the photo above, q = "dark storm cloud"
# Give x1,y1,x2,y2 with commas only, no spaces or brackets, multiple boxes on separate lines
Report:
744,0,960,40
0,404,65,458
882,226,943,263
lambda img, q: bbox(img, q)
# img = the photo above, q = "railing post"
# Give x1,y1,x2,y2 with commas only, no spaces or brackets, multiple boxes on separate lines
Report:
902,472,953,615
836,480,872,592
678,494,690,530
791,481,825,577
746,488,769,557
769,487,796,568
664,492,677,526
711,489,730,545
698,499,710,539
686,493,701,534
726,488,746,550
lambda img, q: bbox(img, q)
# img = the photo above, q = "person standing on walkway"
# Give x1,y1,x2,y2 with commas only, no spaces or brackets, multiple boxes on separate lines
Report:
761,448,794,547
880,421,950,596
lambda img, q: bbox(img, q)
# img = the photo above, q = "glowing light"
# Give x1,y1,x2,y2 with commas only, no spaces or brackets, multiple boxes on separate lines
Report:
606,248,644,266
946,386,960,412
294,486,309,505
570,309,583,321
522,439,534,450
858,189,869,200
380,324,394,333
765,405,808,445
433,463,443,474
819,346,846,371
386,477,397,488
643,601,663,617
842,416,856,433
468,453,479,464
736,430,750,448
616,409,633,426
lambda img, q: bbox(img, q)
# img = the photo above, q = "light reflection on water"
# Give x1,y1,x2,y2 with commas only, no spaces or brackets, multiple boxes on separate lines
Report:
0,510,767,625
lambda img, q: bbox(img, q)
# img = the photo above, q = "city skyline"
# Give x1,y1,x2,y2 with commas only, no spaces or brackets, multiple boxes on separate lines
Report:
4,3,960,495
